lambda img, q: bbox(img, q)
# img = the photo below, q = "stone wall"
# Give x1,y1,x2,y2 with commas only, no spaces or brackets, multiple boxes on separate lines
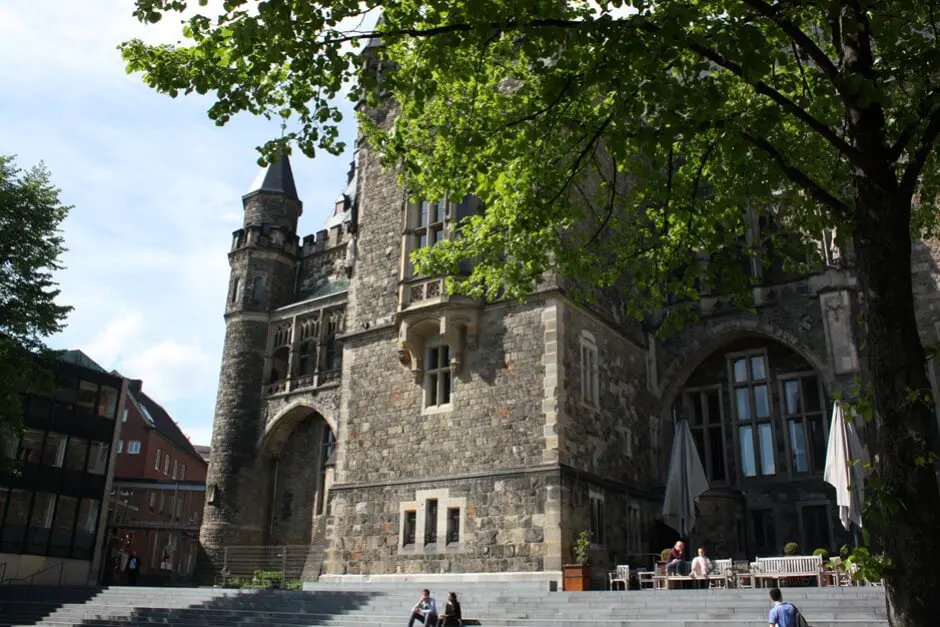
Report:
243,193,301,233
298,244,349,298
912,238,940,347
337,301,548,484
559,300,656,481
345,139,405,332
322,471,557,575
268,416,328,546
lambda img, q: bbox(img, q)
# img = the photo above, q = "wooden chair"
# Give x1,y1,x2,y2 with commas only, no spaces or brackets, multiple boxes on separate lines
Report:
608,564,630,590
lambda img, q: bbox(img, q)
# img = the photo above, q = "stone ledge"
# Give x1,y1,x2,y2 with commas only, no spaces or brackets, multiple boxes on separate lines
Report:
329,463,560,491
311,570,562,586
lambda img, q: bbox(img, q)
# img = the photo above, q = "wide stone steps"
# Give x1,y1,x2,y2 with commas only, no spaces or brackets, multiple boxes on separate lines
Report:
0,585,888,627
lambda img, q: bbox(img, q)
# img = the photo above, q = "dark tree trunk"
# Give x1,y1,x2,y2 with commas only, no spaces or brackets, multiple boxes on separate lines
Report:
853,172,940,626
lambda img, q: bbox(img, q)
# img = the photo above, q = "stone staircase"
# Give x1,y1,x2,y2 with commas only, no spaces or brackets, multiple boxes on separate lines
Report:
0,582,888,627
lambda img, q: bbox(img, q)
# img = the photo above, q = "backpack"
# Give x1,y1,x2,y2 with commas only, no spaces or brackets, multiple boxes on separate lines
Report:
788,603,809,627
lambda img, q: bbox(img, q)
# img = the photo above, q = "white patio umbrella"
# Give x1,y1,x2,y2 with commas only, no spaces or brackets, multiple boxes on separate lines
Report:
823,401,869,532
662,418,710,538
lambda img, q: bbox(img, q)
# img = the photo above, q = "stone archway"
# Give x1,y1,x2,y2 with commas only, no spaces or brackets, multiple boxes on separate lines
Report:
658,331,839,560
259,404,335,547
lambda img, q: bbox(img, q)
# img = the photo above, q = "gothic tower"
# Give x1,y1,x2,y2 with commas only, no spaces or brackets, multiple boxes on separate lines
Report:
200,154,302,556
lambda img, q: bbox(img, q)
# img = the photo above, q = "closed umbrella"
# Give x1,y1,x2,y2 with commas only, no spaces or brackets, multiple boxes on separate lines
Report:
823,401,869,532
662,418,710,538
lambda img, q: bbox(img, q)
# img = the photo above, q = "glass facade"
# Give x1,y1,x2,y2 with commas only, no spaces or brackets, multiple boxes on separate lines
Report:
0,361,121,560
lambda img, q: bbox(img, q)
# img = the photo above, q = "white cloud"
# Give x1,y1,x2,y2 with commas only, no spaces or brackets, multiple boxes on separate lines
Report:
82,312,144,367
4,1,358,451
182,425,214,448
121,340,217,404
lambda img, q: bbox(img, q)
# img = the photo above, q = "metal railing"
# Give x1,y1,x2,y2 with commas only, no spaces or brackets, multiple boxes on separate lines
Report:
4,561,64,587
215,545,308,589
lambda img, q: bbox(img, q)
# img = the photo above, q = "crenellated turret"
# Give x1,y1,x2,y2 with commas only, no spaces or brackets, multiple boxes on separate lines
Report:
201,153,303,559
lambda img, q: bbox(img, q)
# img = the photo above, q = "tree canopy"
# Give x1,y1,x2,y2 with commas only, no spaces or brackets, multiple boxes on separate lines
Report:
121,1,940,623
0,155,72,448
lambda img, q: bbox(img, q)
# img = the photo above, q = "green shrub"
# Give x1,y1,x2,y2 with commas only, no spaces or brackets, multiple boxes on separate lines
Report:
812,548,829,559
660,548,672,563
573,530,592,565
784,542,800,556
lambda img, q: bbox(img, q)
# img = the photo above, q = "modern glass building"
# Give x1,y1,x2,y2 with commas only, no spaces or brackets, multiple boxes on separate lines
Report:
0,350,125,585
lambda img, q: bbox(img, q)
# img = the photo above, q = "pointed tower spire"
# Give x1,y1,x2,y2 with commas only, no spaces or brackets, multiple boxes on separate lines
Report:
244,152,299,201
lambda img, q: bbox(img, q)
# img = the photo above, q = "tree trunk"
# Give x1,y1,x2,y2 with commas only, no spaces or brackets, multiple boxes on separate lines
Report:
853,172,940,626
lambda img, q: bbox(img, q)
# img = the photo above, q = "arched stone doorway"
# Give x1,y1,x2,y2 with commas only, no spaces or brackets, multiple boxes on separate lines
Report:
259,405,336,546
664,334,841,560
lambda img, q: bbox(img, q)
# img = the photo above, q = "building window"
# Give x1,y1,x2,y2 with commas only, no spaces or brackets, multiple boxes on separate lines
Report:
65,437,89,471
415,200,446,250
781,374,828,473
297,341,315,376
446,507,460,545
127,440,142,455
122,408,128,423
626,503,642,553
172,460,178,480
751,509,776,557
424,343,452,409
589,491,606,546
154,449,161,470
801,504,832,553
424,499,438,546
87,442,109,475
681,386,727,482
207,484,218,505
625,426,633,458
403,510,417,547
181,464,186,481
149,491,156,511
730,352,775,477
580,331,599,407
116,440,123,455
43,432,67,468
17,429,44,463
231,277,240,303
27,492,56,553
159,491,165,513
163,455,170,475
251,277,264,304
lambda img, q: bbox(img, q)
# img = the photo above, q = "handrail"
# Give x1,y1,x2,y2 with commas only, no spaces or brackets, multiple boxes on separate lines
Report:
4,561,64,587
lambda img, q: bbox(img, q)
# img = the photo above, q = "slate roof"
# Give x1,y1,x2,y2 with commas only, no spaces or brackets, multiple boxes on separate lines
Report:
245,152,299,200
133,390,206,467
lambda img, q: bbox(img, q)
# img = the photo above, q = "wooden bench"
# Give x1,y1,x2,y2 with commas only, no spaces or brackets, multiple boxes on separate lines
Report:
753,555,823,587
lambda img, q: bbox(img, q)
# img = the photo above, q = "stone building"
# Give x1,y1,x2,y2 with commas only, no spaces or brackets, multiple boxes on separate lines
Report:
200,117,940,585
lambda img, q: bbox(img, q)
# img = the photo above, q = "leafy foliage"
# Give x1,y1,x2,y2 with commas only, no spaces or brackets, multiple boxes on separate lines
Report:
122,1,940,621
0,155,72,454
573,529,592,565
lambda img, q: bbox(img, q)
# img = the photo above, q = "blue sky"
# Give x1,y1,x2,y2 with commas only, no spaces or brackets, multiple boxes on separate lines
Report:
1,1,358,446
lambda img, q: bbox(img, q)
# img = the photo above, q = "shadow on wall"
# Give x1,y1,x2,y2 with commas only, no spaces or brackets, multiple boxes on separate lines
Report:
0,587,377,627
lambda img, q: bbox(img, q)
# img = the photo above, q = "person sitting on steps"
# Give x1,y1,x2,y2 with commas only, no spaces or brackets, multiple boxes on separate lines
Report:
408,589,438,627
437,591,462,627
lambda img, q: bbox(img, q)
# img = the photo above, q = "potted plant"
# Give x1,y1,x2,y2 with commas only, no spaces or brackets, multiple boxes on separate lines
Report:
562,530,593,591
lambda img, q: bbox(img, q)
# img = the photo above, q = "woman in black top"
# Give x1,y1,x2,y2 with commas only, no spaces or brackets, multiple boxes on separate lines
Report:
437,592,462,626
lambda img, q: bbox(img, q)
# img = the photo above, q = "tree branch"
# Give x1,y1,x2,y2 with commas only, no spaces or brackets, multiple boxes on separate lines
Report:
546,113,614,207
741,129,853,218
899,105,940,202
741,0,844,98
675,35,863,166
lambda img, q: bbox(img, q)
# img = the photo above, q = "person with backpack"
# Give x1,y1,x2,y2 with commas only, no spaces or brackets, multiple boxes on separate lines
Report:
768,587,808,627
125,551,140,586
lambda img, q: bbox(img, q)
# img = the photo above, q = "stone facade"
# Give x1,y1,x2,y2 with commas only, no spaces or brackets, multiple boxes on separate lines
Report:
200,128,940,585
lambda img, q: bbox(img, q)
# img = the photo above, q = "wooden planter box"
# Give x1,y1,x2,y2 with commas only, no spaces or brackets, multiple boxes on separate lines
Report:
562,564,591,591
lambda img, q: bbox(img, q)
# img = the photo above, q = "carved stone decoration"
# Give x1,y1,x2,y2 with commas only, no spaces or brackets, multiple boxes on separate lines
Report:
397,306,480,377
343,235,358,276
397,349,411,368
820,290,860,374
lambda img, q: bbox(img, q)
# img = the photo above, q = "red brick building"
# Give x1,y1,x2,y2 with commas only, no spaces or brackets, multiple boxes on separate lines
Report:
104,381,208,585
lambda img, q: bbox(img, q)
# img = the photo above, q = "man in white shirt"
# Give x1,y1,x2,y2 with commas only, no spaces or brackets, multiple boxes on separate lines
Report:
689,547,712,578
408,588,438,627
